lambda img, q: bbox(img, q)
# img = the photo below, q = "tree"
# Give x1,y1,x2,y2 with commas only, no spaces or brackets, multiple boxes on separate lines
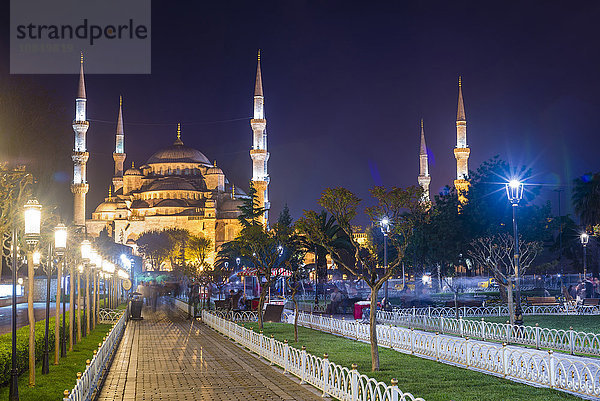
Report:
468,234,542,325
136,230,173,271
297,186,425,371
238,181,265,228
573,173,600,231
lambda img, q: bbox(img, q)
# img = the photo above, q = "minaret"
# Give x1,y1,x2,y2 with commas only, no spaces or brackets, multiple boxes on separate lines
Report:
417,119,431,204
454,76,470,204
250,50,270,226
71,52,90,227
113,96,126,192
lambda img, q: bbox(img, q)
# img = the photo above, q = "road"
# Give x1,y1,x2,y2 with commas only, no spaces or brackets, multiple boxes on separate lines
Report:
0,302,70,335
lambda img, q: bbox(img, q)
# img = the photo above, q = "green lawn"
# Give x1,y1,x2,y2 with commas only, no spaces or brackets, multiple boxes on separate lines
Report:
241,322,578,401
0,323,113,401
466,315,600,333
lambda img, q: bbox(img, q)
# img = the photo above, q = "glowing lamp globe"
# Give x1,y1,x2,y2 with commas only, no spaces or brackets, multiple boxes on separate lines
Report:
54,224,67,254
24,199,42,243
505,179,524,204
581,233,589,245
80,239,92,261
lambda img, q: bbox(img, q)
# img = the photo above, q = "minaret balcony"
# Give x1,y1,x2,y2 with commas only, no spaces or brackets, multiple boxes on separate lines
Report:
71,151,89,163
453,147,471,158
70,183,89,194
72,120,89,126
250,119,266,129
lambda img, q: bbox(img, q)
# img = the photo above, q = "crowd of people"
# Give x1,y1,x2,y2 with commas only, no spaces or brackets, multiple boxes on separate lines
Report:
567,277,600,302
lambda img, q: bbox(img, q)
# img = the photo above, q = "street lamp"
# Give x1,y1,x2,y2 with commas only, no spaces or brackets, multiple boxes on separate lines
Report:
581,233,589,279
24,199,41,387
54,224,67,359
505,179,524,326
380,217,390,305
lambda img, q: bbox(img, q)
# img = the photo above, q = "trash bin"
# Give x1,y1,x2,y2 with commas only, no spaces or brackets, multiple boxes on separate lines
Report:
130,291,143,320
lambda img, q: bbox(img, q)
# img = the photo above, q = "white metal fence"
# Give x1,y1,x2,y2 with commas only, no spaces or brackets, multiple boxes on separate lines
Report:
63,310,126,401
391,305,600,318
296,312,600,399
377,310,600,357
202,310,424,401
98,308,124,323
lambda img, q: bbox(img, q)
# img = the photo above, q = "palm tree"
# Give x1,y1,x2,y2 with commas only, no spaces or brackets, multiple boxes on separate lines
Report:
572,173,600,229
296,211,351,303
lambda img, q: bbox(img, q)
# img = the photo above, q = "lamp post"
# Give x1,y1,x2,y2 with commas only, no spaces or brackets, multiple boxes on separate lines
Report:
380,217,390,303
24,199,41,387
41,242,56,374
581,233,589,279
90,249,99,329
54,224,67,360
80,240,91,337
505,179,524,326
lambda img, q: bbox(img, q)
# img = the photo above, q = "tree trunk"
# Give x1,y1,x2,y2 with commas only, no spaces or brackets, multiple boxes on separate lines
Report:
257,278,269,329
368,286,380,371
453,290,459,319
507,283,515,326
292,286,299,342
54,261,61,365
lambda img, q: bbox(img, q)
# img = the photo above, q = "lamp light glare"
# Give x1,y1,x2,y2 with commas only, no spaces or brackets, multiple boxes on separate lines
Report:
24,199,42,240
32,250,41,266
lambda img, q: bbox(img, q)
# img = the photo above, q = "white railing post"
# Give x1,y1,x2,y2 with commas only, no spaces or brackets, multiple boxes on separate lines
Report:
300,346,307,384
548,350,555,388
270,334,275,365
480,318,485,340
350,363,358,401
502,342,508,378
506,321,511,344
465,337,470,367
535,323,540,350
440,316,445,333
322,353,330,398
391,378,399,401
568,326,575,355
427,306,431,317
63,390,70,401
283,339,289,373
435,332,440,361
459,317,464,337
410,328,415,354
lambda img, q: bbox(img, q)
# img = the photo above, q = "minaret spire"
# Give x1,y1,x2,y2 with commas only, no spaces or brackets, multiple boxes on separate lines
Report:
77,52,86,99
71,53,90,226
250,50,270,226
418,119,431,205
113,96,126,192
454,75,471,206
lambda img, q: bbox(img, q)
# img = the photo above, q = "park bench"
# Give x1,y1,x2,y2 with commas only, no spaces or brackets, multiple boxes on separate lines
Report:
263,304,284,322
214,300,228,310
526,296,558,306
582,298,600,306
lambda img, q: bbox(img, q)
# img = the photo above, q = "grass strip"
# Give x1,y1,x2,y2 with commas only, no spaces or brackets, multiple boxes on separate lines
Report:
241,322,579,401
0,322,112,401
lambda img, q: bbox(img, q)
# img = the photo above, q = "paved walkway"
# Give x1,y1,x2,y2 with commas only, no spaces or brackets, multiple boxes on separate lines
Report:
97,303,322,401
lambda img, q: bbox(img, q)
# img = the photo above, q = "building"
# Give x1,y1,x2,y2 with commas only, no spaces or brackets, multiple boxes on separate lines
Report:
453,76,470,203
416,77,470,205
78,53,269,269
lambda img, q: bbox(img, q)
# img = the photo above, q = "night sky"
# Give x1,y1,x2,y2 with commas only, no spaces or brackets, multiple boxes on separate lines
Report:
1,1,599,224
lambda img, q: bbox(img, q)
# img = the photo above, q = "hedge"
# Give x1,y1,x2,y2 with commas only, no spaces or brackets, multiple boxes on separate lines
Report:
0,311,77,386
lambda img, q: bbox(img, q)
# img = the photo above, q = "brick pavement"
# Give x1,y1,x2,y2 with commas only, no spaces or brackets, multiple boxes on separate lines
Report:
97,303,322,401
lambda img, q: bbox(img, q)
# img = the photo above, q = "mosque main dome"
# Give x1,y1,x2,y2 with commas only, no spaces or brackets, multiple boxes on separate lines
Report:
146,138,211,165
